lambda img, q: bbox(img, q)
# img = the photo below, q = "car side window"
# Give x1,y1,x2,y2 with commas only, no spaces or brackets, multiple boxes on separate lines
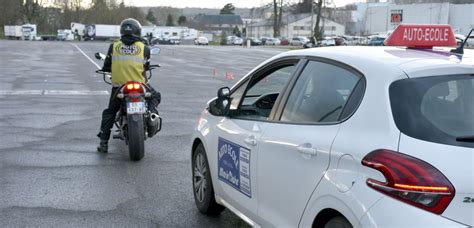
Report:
231,63,297,120
281,61,360,123
229,80,249,110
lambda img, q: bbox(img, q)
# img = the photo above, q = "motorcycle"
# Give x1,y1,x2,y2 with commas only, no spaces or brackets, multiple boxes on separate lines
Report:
94,48,162,161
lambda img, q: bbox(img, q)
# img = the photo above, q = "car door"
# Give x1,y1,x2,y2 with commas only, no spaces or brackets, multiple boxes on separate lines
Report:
256,60,364,227
213,58,302,219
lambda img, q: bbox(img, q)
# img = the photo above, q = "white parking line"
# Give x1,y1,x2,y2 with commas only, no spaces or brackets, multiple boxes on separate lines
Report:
0,90,109,96
44,90,109,95
0,90,43,95
72,43,101,69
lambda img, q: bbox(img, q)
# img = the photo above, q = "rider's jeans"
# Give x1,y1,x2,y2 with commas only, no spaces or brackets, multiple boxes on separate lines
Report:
98,87,121,141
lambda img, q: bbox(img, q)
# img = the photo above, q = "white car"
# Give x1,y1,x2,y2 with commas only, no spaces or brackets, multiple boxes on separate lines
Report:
455,34,474,48
195,36,209,45
233,37,244,46
455,34,465,46
191,25,473,227
468,36,474,47
265,38,281,46
320,37,336,46
227,36,244,45
290,36,310,46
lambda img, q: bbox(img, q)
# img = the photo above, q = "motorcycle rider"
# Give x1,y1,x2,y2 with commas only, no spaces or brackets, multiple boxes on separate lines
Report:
97,18,160,153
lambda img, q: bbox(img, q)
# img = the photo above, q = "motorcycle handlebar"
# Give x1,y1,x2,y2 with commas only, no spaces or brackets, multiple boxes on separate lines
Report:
95,70,112,85
95,70,111,75
146,65,160,80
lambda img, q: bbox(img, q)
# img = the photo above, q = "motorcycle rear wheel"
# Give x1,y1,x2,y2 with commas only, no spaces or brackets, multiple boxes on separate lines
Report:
127,114,145,161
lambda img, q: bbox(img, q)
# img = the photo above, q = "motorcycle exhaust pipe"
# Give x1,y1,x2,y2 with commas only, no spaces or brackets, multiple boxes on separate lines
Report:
147,113,161,138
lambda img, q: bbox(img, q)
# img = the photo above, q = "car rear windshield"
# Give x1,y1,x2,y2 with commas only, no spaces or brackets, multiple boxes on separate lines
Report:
390,75,474,148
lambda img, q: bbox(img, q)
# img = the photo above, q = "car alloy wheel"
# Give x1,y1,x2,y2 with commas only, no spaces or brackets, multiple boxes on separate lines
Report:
193,153,207,203
192,144,225,214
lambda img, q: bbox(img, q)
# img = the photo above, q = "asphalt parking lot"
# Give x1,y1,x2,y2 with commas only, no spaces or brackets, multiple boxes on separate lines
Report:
0,40,284,227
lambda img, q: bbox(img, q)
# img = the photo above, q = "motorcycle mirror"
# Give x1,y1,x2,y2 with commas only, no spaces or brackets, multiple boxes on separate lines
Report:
150,47,161,55
95,52,106,60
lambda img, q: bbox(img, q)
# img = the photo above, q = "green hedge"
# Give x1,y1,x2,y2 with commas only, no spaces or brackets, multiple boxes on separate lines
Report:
209,41,221,46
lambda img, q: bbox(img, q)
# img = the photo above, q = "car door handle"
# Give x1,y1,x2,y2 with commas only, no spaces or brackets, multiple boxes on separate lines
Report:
297,143,317,157
244,135,257,146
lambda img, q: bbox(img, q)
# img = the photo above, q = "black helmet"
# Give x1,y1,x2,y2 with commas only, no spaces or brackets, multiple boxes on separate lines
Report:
120,18,142,38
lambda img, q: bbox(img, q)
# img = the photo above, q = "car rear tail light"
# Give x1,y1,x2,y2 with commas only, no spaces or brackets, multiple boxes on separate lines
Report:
361,149,455,214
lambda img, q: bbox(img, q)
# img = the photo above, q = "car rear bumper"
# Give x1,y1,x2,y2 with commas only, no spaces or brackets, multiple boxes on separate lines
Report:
358,196,469,227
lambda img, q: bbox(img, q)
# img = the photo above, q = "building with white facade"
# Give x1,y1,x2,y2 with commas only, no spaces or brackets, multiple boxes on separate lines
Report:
362,3,474,35
247,13,345,38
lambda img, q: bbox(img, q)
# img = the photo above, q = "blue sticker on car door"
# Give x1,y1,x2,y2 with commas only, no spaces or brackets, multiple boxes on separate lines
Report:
218,137,251,198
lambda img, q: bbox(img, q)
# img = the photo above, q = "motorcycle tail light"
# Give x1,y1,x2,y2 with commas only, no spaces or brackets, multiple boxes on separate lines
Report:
123,82,143,93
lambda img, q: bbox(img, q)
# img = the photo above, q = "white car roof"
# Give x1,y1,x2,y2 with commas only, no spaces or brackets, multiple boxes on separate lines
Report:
274,46,474,78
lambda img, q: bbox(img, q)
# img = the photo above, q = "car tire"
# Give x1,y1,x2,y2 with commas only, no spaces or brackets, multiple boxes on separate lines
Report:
324,216,352,228
192,144,225,215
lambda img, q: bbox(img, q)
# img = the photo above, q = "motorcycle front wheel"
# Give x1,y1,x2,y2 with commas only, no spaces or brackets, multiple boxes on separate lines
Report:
127,114,145,161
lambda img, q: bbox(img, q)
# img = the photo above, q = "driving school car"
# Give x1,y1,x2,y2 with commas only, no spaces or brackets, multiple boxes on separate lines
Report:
191,24,474,227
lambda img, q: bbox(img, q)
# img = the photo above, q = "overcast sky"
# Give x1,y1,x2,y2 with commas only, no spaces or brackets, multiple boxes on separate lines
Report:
123,0,365,8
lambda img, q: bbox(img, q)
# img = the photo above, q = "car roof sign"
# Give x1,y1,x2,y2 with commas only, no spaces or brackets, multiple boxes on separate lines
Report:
384,24,457,48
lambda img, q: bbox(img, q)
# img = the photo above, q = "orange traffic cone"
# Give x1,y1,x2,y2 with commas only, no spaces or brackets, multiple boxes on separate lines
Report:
225,72,235,80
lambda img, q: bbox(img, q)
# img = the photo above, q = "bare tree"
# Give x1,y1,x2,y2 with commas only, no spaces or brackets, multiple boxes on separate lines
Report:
0,0,22,26
21,0,43,23
273,0,284,37
314,0,324,39
55,0,84,28
292,0,312,14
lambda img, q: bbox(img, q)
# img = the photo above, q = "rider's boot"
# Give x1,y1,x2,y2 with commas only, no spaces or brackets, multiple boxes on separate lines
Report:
97,140,108,153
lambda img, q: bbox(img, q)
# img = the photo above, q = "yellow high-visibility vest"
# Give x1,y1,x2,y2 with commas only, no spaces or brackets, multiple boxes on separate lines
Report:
111,40,145,86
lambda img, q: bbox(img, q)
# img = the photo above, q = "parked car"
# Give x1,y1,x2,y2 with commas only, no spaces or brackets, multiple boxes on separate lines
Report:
342,35,357,45
280,37,290,46
368,36,386,46
57,29,74,41
463,35,474,47
226,36,244,45
290,36,310,46
171,39,180,45
154,37,178,45
455,34,465,47
233,37,244,45
191,24,473,228
357,36,369,45
246,37,263,46
335,36,347,46
303,42,318,49
195,36,209,45
454,34,474,47
260,36,271,45
265,38,281,46
320,37,336,46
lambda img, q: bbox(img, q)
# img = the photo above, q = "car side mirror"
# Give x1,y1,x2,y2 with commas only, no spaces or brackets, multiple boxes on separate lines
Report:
217,87,230,99
150,47,161,55
95,52,106,60
208,87,231,116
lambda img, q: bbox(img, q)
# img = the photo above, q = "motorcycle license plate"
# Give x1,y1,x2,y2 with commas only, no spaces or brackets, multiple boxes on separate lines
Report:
127,102,145,114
